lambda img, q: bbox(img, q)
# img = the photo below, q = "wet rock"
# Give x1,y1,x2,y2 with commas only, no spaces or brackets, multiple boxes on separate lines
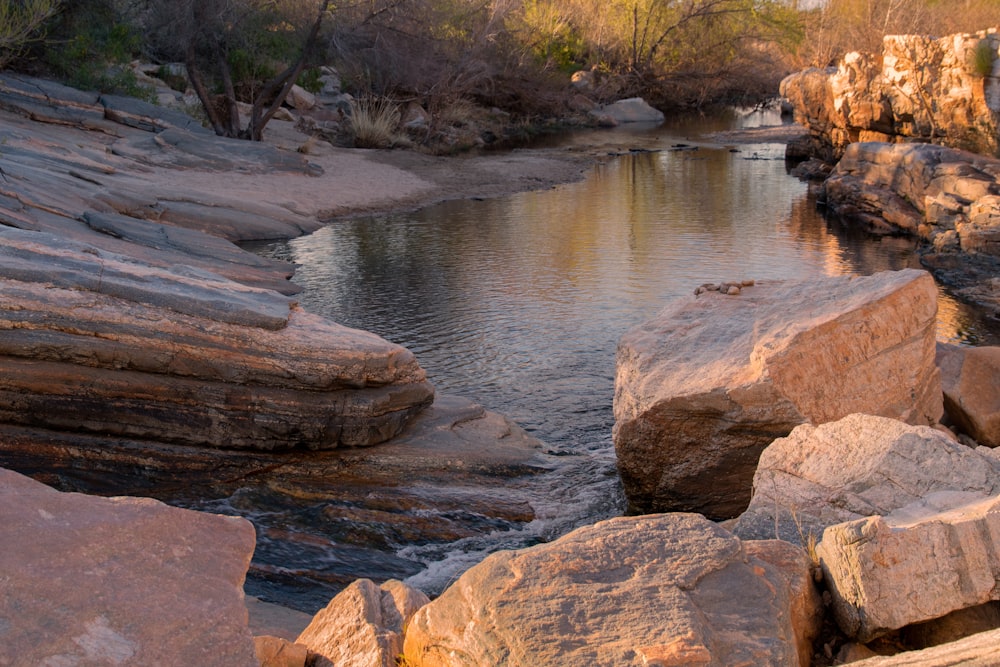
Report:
298,579,428,667
614,269,941,518
732,414,1000,543
817,494,1000,642
0,467,258,666
403,513,820,667
938,343,1000,447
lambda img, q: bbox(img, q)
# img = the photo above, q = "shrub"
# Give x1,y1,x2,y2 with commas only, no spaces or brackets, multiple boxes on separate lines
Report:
970,38,996,78
0,0,60,69
349,96,401,148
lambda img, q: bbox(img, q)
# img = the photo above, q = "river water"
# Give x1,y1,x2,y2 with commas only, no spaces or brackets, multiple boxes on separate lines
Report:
238,109,1000,610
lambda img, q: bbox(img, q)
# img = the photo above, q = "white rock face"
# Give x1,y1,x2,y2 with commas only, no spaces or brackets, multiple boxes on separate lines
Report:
0,468,258,666
817,494,1000,643
297,579,429,667
613,269,941,518
403,513,821,667
732,414,1000,543
590,97,665,123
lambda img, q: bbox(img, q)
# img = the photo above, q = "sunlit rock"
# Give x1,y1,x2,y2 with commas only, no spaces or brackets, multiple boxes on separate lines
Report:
732,414,1000,543
818,494,1000,643
297,579,429,667
402,514,820,667
589,97,664,124
0,467,258,666
613,269,941,518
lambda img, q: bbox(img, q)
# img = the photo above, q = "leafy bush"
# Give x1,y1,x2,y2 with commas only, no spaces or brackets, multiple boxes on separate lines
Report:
970,38,996,78
0,0,60,69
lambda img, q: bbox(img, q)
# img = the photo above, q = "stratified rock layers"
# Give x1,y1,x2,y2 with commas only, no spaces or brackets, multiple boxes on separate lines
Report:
613,270,941,518
0,228,434,450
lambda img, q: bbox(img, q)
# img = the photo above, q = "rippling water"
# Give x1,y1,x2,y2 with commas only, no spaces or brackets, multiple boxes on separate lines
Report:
243,110,1000,608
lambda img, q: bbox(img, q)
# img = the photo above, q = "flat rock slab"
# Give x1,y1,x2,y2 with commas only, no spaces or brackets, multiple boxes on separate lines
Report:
818,494,1000,643
403,513,820,666
0,467,258,666
732,413,1000,543
613,269,941,518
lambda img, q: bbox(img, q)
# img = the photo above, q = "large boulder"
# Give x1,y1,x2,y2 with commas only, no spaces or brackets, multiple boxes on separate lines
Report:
781,30,1000,160
938,344,1000,446
402,513,821,667
613,269,941,518
0,467,258,665
0,228,434,450
818,494,1000,643
589,97,664,124
297,579,428,667
732,414,1000,543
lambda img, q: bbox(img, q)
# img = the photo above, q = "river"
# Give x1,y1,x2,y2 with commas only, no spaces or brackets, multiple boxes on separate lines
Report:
231,108,1000,611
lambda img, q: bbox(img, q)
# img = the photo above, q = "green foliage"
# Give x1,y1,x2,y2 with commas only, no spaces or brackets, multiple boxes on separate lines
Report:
0,0,60,69
297,66,324,93
970,38,996,78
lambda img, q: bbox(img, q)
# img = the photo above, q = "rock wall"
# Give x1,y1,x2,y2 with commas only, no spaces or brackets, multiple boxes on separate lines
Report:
781,29,1000,160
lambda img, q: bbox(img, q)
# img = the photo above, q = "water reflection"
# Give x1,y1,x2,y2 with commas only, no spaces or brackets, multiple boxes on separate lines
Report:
248,117,999,603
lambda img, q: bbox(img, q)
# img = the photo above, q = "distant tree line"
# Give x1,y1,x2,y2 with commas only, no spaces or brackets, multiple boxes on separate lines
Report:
1,0,996,143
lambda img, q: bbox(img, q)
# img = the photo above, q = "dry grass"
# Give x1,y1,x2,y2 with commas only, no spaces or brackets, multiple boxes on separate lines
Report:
350,96,402,149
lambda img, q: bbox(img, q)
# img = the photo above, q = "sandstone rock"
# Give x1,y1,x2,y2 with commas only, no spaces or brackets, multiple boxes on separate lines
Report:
0,228,434,450
297,579,429,667
0,467,258,665
817,494,1000,642
781,30,1000,160
939,344,1000,446
286,84,317,111
848,627,1000,666
589,97,664,124
403,513,821,667
823,142,1000,248
613,269,941,518
732,414,1000,543
253,636,309,667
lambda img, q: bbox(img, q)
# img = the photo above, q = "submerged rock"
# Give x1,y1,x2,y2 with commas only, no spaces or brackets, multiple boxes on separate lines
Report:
613,269,941,518
0,467,258,666
402,513,820,667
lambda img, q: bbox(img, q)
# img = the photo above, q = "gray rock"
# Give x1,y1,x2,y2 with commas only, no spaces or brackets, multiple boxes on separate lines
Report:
589,97,664,124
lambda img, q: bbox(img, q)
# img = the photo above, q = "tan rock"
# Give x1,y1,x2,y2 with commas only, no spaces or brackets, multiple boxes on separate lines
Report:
0,467,258,666
403,514,821,667
253,636,309,667
939,344,1000,447
613,269,941,518
297,578,429,667
817,494,1000,642
848,627,1000,666
732,414,1000,543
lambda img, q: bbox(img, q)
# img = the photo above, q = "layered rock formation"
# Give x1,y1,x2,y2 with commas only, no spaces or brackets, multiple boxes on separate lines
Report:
402,513,821,666
781,30,1000,161
0,467,258,666
613,269,941,518
0,227,434,450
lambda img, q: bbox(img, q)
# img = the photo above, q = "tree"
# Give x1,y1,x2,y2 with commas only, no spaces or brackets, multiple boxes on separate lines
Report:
0,0,60,69
145,0,331,141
